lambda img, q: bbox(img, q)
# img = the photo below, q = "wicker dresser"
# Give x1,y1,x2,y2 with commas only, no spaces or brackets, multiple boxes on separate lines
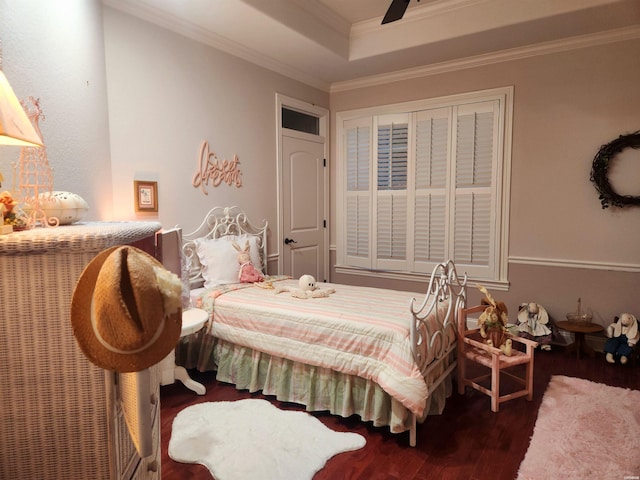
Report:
0,222,162,480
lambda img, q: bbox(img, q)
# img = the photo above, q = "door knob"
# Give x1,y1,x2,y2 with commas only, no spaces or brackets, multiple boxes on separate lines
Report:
284,237,297,245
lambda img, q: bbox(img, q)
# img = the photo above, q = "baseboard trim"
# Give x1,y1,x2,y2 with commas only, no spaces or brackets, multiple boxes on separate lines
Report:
554,330,607,353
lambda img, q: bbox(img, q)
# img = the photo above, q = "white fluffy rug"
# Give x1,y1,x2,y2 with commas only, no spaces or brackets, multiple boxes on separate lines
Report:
169,399,366,480
517,375,640,480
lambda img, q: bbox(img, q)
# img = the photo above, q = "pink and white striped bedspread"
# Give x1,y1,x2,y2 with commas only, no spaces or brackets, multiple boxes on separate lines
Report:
195,278,450,416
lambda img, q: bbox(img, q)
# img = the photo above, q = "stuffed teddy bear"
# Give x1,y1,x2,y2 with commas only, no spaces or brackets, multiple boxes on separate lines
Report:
232,240,264,283
604,313,638,364
275,274,335,299
517,302,552,350
477,285,511,356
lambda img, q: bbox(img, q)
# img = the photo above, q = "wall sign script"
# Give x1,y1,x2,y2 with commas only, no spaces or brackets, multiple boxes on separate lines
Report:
192,141,243,194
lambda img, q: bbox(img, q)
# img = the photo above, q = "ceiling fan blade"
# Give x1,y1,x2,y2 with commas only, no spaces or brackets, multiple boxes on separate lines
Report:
382,0,410,25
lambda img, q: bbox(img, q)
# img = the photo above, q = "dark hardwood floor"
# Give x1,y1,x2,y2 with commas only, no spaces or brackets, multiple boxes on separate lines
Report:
160,348,639,480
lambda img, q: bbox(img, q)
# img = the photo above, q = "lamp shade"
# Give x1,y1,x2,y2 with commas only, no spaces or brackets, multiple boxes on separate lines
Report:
0,69,43,147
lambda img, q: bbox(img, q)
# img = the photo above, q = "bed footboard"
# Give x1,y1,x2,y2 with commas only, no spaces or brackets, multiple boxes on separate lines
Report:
408,260,467,446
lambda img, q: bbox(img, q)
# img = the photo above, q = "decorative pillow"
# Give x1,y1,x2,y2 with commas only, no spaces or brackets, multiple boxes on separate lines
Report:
195,234,263,288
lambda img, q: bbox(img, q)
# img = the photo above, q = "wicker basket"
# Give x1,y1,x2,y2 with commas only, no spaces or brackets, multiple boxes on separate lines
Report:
566,312,593,324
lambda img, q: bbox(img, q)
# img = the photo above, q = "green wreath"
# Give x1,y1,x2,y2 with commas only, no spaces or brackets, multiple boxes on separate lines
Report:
590,131,640,209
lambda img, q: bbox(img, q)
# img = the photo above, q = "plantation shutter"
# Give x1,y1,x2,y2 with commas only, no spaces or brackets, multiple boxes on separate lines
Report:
345,118,372,268
375,114,409,271
337,87,510,282
413,108,450,273
451,101,500,278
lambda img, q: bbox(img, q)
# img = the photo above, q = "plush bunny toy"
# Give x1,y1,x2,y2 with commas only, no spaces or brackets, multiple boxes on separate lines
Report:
604,313,639,364
477,285,512,356
517,302,552,350
232,240,264,283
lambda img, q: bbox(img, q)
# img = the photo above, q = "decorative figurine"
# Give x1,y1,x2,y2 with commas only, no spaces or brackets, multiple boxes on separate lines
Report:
604,313,638,365
517,302,552,350
233,240,264,284
477,285,511,356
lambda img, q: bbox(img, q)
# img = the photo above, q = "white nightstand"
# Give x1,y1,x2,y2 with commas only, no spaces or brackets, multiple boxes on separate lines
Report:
160,308,209,394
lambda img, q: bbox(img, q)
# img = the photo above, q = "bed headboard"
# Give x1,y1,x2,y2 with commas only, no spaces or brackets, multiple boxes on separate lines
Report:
182,206,268,288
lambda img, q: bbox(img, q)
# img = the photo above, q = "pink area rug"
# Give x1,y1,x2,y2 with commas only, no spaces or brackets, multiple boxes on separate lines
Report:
517,375,640,480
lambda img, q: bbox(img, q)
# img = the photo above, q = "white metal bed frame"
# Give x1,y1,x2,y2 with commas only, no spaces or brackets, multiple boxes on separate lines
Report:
182,206,268,289
408,260,467,445
181,206,467,446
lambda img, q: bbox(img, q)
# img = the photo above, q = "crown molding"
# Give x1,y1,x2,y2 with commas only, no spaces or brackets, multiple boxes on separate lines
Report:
102,0,331,92
330,25,640,93
103,0,638,94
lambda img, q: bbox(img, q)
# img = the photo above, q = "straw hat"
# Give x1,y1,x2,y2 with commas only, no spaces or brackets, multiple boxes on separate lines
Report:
71,245,183,372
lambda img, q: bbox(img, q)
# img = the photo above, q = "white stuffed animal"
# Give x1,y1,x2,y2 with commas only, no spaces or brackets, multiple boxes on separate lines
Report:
517,302,553,350
275,274,335,299
604,313,639,364
298,274,317,292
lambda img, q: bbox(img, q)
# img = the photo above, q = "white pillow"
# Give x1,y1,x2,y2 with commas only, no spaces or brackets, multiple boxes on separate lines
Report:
195,234,263,288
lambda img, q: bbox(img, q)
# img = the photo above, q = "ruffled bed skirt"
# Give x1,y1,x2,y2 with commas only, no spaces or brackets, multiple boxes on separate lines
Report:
175,331,453,434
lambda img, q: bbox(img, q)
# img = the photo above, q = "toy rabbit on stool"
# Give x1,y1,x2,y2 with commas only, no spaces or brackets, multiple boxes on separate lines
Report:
477,285,512,356
604,313,638,365
517,302,553,350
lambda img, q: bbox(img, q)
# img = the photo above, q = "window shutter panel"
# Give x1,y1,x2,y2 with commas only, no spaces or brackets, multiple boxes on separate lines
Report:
375,116,409,270
377,122,408,190
453,192,491,265
413,109,449,271
376,193,407,260
452,101,498,276
414,194,446,263
346,195,370,258
456,111,493,188
347,126,370,192
415,114,448,189
345,121,372,267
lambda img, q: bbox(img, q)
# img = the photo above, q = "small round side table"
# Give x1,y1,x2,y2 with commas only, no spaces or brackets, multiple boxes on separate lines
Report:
159,308,209,394
555,320,604,360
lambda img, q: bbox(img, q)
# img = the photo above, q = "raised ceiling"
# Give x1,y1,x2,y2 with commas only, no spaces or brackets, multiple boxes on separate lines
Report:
103,0,640,91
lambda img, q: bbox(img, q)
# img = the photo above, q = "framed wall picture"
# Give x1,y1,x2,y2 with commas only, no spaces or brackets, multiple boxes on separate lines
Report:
134,180,158,212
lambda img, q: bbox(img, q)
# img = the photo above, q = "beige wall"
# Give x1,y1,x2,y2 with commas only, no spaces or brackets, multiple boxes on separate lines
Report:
0,0,113,219
330,38,640,325
102,7,328,248
2,0,637,326
1,0,327,264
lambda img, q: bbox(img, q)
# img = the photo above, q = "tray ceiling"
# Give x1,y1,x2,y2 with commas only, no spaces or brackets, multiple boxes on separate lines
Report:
102,0,640,91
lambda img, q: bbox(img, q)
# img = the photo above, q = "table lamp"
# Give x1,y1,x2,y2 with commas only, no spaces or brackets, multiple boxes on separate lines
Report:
0,58,43,147
0,43,47,232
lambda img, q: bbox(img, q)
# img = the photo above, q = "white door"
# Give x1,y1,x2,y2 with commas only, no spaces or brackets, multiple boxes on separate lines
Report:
282,132,326,280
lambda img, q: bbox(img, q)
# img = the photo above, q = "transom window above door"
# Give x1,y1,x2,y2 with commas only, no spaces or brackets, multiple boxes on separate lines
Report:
335,87,513,285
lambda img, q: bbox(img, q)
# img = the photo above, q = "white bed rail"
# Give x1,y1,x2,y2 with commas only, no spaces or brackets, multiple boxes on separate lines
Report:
408,260,467,446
